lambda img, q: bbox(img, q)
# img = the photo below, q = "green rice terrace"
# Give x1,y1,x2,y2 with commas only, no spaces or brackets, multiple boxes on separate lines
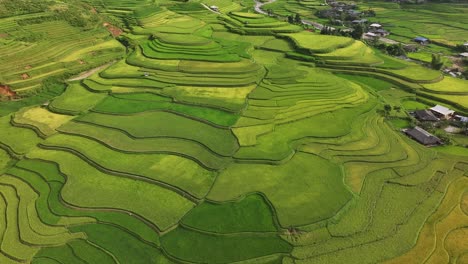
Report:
0,0,467,263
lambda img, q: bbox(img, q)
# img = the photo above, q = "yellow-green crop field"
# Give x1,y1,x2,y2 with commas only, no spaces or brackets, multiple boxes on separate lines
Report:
0,0,467,263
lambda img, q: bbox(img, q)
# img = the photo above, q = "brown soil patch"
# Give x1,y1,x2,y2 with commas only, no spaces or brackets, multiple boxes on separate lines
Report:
0,33,8,38
103,23,123,37
78,60,86,65
24,65,32,70
21,73,30,80
0,84,17,98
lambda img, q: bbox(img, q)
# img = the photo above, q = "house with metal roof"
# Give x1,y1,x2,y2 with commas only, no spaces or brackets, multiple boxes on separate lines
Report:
455,115,468,123
403,127,442,146
414,36,429,45
430,105,455,119
413,109,438,121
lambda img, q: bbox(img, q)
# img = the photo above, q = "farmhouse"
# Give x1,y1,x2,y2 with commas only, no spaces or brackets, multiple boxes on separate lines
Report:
404,126,442,146
413,109,438,121
455,115,468,123
374,29,390,37
460,52,468,58
364,32,378,38
414,36,429,45
430,105,455,119
209,5,219,12
352,19,367,24
369,23,381,29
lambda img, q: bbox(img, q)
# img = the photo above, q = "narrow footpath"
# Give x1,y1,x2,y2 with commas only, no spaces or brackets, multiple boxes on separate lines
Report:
67,62,115,82
253,0,325,30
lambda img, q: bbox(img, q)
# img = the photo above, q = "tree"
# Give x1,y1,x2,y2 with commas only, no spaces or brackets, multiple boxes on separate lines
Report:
384,104,392,116
294,13,302,24
394,106,401,113
431,53,444,70
320,26,328,35
351,24,363,40
461,122,468,136
435,131,452,145
288,15,294,24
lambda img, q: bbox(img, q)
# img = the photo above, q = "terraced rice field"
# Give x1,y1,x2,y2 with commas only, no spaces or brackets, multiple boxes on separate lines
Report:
0,0,467,263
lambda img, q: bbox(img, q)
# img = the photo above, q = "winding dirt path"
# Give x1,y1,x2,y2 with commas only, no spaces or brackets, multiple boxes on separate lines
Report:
253,0,325,30
67,62,115,82
254,0,277,15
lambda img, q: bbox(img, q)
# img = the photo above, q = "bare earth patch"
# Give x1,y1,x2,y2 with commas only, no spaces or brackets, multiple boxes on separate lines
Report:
0,84,17,98
103,23,123,37
444,125,461,133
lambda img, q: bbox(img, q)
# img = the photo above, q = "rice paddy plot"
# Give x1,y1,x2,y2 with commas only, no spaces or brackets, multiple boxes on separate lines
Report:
208,152,352,227
48,83,107,115
182,194,278,233
92,93,239,126
76,111,239,156
26,148,195,231
41,133,217,198
282,32,355,54
161,227,292,263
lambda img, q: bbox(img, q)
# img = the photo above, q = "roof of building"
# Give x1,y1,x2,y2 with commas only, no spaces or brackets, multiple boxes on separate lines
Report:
375,29,388,33
460,52,468,57
352,19,367,23
404,126,441,145
365,32,377,37
414,36,429,42
414,109,438,121
455,115,468,122
210,5,218,9
369,23,381,27
430,105,455,116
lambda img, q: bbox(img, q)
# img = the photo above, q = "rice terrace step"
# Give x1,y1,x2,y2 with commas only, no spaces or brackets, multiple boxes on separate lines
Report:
0,0,467,263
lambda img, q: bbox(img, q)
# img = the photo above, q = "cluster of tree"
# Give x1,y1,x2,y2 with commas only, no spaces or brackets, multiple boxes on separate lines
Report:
287,14,302,24
15,32,45,42
431,53,444,70
3,1,101,30
117,35,137,51
54,5,100,30
0,0,52,17
362,9,376,17
320,24,363,40
16,15,59,26
455,44,468,52
372,43,406,57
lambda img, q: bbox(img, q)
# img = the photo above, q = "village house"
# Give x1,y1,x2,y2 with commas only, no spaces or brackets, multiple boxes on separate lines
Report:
413,109,438,121
364,32,378,39
430,105,455,119
403,126,442,146
460,52,468,59
414,36,429,45
455,115,468,123
373,29,390,37
352,19,367,25
209,5,219,12
369,23,381,29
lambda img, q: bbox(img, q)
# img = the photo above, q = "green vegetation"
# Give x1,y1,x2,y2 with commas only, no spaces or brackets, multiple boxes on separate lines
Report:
182,194,278,233
0,0,467,262
161,227,292,263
